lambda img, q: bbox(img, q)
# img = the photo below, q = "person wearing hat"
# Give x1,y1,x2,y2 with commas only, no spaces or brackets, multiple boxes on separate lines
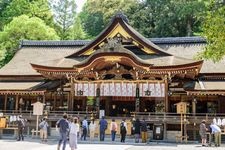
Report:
17,115,25,141
199,120,208,146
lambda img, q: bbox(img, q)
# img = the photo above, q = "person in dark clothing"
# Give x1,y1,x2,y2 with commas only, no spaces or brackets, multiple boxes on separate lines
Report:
99,116,108,141
141,118,148,143
120,119,127,143
80,116,88,141
17,115,25,141
56,114,69,150
134,118,141,143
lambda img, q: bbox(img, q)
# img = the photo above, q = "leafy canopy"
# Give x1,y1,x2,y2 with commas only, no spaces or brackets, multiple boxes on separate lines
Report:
0,15,59,67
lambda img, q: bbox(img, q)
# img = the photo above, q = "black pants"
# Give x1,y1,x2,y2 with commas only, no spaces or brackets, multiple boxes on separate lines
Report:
81,127,87,140
121,133,126,142
18,127,24,141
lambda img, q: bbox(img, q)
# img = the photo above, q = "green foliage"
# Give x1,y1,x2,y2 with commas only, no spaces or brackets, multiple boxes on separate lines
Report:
50,0,77,40
0,0,13,29
130,0,207,37
0,0,54,30
68,16,86,40
0,15,59,67
80,0,138,38
198,5,225,62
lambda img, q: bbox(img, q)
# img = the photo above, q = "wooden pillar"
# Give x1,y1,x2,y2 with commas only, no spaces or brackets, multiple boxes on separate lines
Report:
164,76,169,112
4,94,7,111
43,94,46,104
53,92,56,111
15,95,19,111
163,75,169,140
95,85,100,118
192,97,197,140
70,78,75,111
105,97,111,116
135,83,140,112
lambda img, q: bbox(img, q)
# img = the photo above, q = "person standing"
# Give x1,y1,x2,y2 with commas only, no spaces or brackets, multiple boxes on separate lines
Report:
39,117,49,142
69,117,79,150
99,116,108,141
120,119,127,143
56,114,69,150
134,118,141,143
110,119,117,141
89,119,96,141
17,115,25,141
210,123,221,147
199,120,208,146
141,118,148,143
80,116,88,141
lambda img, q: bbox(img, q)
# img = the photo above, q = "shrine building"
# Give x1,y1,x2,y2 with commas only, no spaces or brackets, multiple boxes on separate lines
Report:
0,13,225,140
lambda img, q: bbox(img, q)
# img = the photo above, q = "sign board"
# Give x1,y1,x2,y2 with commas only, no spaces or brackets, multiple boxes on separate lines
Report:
175,102,188,114
31,101,45,115
99,110,105,119
0,118,6,128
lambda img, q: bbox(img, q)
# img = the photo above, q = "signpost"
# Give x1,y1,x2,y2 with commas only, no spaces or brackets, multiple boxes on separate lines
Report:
31,101,45,136
175,102,188,140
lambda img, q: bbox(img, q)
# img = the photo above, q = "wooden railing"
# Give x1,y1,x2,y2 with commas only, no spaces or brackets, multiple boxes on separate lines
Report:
1,110,225,124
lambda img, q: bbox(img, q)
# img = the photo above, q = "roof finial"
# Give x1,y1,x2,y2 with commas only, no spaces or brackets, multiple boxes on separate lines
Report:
111,11,129,24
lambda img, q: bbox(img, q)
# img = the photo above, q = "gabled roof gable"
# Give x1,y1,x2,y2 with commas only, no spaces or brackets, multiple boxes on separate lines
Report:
67,12,171,58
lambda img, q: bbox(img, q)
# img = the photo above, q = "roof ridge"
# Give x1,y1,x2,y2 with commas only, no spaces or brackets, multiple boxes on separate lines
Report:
20,37,206,47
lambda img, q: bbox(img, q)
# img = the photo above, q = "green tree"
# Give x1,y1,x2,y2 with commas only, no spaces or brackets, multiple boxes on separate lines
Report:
50,0,77,40
0,15,59,67
69,16,86,40
1,0,54,30
130,0,207,37
0,0,13,29
198,2,225,62
80,0,138,38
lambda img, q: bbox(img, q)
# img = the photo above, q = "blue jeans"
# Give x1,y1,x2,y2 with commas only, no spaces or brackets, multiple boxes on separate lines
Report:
100,130,105,141
58,132,67,150
81,127,87,140
111,131,116,141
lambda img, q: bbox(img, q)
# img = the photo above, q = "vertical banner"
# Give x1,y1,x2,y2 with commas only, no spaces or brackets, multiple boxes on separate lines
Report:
115,83,122,96
139,83,165,97
109,82,115,96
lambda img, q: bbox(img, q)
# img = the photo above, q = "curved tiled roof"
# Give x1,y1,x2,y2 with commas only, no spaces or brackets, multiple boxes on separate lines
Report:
20,37,206,47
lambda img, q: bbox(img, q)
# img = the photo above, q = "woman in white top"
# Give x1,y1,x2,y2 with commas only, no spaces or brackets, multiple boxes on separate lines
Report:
89,119,96,140
69,117,80,150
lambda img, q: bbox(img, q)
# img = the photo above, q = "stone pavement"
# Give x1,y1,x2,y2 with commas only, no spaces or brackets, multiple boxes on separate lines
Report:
0,138,225,150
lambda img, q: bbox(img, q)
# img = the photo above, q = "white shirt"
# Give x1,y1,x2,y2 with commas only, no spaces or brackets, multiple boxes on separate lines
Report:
69,123,79,134
89,122,96,131
82,119,88,128
210,124,221,133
